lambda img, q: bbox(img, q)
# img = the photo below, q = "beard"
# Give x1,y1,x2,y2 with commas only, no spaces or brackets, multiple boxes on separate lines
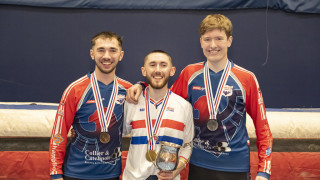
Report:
146,73,170,89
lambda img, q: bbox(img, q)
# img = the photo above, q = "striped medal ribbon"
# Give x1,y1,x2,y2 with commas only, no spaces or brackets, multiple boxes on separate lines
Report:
204,60,231,131
144,87,171,162
90,72,118,143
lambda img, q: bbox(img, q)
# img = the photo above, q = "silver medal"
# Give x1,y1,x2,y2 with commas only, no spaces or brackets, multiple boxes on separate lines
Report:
207,119,218,131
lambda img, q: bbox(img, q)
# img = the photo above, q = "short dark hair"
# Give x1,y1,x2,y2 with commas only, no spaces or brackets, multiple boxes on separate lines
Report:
91,31,123,48
144,50,172,65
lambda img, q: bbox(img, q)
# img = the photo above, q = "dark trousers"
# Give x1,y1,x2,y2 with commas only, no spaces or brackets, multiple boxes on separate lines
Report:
146,175,158,180
188,163,250,180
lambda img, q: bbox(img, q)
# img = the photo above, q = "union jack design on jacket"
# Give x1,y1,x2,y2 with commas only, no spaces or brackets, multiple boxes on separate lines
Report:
122,90,194,180
49,72,132,180
171,61,273,176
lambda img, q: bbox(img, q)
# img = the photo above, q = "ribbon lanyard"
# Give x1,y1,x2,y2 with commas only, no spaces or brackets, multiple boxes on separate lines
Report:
90,72,118,133
144,87,171,150
203,60,231,120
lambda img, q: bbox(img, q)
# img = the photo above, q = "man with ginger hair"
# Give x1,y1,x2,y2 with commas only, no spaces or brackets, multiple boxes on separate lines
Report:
127,14,273,180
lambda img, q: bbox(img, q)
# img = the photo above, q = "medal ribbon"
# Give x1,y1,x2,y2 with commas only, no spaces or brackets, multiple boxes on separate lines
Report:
144,87,171,150
90,72,118,133
203,60,231,120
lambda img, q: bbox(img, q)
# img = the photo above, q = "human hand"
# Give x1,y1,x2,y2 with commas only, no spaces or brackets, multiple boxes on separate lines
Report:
157,170,178,180
70,128,76,138
126,84,142,104
255,175,268,180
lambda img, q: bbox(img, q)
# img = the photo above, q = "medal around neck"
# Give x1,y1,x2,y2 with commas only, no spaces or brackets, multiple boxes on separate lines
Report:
100,132,110,144
207,119,218,131
146,149,157,162
203,61,231,132
90,73,118,145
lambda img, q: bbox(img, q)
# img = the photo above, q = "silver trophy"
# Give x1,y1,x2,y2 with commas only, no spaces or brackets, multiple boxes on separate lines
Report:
156,141,180,171
146,135,181,171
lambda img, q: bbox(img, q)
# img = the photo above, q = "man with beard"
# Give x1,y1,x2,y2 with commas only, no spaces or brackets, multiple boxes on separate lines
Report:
122,50,194,180
126,14,273,180
49,31,132,180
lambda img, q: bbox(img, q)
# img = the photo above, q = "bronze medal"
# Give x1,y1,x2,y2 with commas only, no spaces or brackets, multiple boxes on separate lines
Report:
207,119,218,131
146,150,157,162
100,132,110,144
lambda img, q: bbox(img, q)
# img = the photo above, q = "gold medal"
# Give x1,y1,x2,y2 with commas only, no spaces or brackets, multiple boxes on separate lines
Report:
207,119,218,131
100,132,110,144
146,150,157,162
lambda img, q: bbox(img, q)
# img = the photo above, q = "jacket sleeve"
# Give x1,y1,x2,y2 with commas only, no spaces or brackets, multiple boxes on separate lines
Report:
123,101,132,136
246,74,273,175
178,102,194,165
49,85,78,177
171,68,189,100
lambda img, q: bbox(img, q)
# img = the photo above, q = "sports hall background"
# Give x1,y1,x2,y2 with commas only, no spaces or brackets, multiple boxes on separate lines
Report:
0,0,320,179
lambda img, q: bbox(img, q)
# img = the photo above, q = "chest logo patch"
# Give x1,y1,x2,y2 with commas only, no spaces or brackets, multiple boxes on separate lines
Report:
166,107,174,112
192,86,205,91
116,94,126,104
86,100,95,104
222,85,233,97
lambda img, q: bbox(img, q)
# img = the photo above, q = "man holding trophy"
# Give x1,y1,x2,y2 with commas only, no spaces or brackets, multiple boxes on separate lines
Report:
122,50,194,180
126,14,273,180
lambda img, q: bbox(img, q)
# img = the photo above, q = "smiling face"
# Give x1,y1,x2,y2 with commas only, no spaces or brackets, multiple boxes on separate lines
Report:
200,28,232,65
141,52,176,89
199,14,233,68
90,37,124,75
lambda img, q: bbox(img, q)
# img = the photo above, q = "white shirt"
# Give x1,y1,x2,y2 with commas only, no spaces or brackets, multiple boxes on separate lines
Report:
123,91,194,180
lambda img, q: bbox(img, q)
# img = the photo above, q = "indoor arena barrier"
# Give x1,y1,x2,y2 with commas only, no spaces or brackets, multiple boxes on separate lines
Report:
0,102,319,179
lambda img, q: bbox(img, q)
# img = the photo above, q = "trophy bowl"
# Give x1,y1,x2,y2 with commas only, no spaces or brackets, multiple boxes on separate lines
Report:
155,141,180,171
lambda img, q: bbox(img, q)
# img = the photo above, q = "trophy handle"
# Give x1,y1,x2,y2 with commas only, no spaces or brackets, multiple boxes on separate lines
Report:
182,141,193,148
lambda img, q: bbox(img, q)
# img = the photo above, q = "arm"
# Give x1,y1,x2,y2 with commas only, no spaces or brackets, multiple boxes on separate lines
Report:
171,62,205,100
122,101,132,136
255,175,269,180
158,103,194,180
49,87,77,179
126,81,147,104
125,71,189,105
170,68,189,100
177,102,194,168
246,74,273,179
128,64,196,102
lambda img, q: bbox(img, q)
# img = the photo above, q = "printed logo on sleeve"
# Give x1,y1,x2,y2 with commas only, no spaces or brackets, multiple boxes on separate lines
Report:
53,133,64,145
266,147,271,156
